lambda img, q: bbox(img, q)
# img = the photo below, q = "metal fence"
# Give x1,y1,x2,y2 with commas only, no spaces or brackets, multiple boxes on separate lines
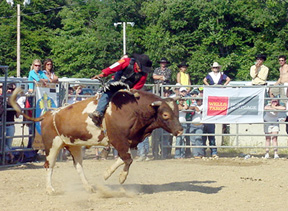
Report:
155,83,288,159
1,75,288,165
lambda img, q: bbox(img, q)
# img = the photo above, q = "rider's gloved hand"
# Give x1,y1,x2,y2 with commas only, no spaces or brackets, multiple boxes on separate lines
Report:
91,74,104,80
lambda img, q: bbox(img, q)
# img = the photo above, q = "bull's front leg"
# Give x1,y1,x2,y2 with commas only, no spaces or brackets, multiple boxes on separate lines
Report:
104,148,133,184
119,156,133,184
69,146,95,193
104,157,125,180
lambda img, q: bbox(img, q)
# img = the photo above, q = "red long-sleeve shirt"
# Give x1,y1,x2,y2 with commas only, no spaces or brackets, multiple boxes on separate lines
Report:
101,58,147,90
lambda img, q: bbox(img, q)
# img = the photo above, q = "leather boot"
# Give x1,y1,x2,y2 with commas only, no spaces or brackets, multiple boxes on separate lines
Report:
88,111,104,127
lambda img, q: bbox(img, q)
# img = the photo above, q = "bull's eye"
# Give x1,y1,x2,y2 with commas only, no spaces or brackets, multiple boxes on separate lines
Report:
162,112,170,120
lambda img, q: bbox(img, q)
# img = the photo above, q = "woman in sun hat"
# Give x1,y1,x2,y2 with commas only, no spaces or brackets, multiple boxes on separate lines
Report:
203,62,231,86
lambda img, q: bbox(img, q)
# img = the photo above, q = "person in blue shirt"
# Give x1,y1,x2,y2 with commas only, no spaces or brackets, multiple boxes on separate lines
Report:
28,59,49,92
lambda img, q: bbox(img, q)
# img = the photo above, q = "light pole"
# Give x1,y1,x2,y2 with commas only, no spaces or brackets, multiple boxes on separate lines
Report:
114,22,135,55
6,0,31,78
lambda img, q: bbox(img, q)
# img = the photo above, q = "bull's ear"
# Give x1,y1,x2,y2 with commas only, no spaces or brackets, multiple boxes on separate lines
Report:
151,101,162,107
171,96,181,101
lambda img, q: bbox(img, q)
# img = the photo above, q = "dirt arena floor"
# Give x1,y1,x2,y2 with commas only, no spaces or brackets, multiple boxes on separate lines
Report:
1,149,288,211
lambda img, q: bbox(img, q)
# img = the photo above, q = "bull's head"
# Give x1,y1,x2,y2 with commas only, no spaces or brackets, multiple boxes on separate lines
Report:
151,97,183,136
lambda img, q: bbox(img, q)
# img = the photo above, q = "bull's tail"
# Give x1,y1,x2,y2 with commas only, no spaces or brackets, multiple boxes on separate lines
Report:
9,87,44,122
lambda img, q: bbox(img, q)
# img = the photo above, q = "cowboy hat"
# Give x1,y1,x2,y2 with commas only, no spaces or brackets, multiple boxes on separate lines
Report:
132,53,153,73
72,83,86,90
157,57,170,64
177,61,189,68
211,62,221,68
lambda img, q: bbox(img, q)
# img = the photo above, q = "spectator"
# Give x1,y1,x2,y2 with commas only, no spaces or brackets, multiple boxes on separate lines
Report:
72,84,85,102
28,59,49,92
151,57,171,159
250,54,269,86
177,62,191,91
16,91,34,149
153,87,179,159
153,57,172,85
203,62,231,86
274,55,288,87
99,146,118,160
170,83,181,97
189,99,205,158
175,87,190,159
190,89,199,105
202,124,218,158
135,136,150,162
66,87,76,105
43,58,58,83
5,83,20,162
264,99,285,159
164,88,173,157
270,55,288,101
0,83,3,159
202,62,231,158
94,147,100,160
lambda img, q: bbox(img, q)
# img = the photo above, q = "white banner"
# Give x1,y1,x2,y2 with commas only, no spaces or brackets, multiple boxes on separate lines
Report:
202,87,265,123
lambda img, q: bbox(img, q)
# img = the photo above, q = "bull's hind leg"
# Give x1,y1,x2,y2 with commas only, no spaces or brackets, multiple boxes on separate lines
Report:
69,145,95,193
45,137,64,195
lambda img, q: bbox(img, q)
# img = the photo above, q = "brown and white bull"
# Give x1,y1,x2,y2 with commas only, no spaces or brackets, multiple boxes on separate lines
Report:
10,88,183,194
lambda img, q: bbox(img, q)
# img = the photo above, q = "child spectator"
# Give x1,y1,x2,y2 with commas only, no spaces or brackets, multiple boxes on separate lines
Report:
177,62,191,92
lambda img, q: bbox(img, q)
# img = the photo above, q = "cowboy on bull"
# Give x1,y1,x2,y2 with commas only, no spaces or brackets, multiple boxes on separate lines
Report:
89,53,153,127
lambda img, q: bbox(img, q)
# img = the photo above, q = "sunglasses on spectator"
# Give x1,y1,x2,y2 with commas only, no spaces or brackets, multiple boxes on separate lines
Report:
34,64,41,67
46,63,53,66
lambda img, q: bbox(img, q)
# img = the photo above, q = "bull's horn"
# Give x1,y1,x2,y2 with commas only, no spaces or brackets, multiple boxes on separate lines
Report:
151,101,162,107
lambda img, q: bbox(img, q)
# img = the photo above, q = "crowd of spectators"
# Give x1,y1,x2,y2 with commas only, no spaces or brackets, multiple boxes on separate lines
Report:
2,54,288,165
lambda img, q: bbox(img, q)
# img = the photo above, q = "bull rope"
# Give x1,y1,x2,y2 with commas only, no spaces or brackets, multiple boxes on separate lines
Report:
52,109,66,143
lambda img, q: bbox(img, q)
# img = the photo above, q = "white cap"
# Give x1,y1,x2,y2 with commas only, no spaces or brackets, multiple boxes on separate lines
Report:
179,87,187,92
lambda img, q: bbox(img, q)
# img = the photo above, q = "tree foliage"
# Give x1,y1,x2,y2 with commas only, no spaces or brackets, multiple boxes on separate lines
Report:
0,0,288,84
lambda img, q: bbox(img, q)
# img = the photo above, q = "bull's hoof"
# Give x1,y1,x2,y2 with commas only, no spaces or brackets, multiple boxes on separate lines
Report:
104,170,112,180
119,171,128,184
46,186,56,195
84,184,96,193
